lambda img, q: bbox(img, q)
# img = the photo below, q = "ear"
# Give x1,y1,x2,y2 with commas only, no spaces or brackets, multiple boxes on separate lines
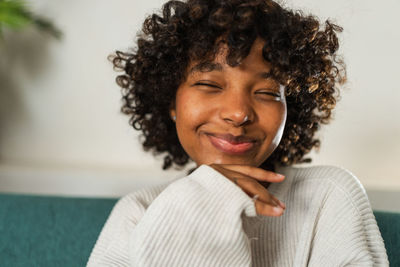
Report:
169,100,176,120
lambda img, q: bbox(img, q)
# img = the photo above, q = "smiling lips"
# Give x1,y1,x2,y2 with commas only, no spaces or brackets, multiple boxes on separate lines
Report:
206,133,257,155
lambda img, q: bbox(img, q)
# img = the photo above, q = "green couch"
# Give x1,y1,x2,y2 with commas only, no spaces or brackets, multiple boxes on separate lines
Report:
0,193,399,266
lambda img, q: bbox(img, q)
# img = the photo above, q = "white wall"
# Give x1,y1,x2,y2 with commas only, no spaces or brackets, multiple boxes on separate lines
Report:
0,0,399,211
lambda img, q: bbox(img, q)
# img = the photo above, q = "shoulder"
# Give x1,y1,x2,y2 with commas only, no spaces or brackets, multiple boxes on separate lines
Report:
278,164,370,213
284,164,366,194
282,166,389,265
112,165,227,215
87,179,178,266
117,178,178,210
278,165,370,213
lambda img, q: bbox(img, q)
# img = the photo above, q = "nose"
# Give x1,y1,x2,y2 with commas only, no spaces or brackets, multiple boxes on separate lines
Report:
219,90,255,127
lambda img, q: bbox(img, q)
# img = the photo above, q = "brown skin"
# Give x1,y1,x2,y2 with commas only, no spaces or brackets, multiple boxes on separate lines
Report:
170,38,287,217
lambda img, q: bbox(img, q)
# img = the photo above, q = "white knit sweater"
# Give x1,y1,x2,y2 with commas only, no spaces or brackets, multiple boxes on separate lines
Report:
87,164,389,266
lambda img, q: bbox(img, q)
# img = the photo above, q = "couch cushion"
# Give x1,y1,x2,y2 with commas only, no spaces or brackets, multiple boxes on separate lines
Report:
0,193,117,267
374,210,400,266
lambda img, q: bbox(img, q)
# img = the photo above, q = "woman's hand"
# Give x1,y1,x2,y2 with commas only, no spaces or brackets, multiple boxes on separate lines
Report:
209,164,286,217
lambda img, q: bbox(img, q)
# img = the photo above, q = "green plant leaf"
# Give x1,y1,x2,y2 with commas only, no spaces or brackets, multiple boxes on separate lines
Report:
0,0,33,28
32,17,62,39
0,0,62,39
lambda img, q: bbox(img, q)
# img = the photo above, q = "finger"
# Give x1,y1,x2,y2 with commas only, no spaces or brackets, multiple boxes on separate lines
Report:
254,199,284,217
238,178,278,206
210,164,245,185
209,165,284,208
270,195,286,209
209,164,282,185
216,164,285,183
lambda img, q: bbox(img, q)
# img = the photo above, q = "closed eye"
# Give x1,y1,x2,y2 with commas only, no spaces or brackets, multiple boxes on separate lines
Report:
255,91,282,101
256,91,281,97
194,82,221,89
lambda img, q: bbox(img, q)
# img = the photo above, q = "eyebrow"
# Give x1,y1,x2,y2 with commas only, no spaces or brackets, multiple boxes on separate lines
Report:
188,62,273,80
189,62,223,74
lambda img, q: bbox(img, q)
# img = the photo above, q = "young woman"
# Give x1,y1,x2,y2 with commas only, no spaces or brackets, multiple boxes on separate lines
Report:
87,0,389,266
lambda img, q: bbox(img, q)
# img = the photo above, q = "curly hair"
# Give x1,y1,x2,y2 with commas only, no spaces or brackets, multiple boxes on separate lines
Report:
110,0,346,171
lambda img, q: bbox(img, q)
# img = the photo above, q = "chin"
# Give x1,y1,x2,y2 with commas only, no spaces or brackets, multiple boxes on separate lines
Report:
199,156,259,166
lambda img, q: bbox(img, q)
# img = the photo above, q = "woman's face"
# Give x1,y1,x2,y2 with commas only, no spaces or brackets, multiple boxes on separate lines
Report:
170,38,287,167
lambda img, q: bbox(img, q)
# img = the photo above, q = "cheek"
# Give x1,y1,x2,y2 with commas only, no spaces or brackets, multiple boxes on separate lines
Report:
260,103,287,145
176,91,208,126
174,90,211,162
271,103,287,145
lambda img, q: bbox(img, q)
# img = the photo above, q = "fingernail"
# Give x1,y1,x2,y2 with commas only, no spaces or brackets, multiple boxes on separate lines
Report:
273,206,283,214
278,200,286,209
276,173,285,179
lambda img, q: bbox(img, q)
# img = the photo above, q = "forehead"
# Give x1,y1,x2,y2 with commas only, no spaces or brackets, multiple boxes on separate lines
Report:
188,61,274,81
187,37,272,76
186,38,274,83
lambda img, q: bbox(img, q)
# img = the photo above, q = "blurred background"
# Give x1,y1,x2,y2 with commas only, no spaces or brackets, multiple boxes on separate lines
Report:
0,0,399,212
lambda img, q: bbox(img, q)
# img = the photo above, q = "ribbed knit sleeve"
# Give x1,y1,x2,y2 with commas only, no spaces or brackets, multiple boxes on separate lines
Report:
297,166,389,267
87,164,257,267
87,181,169,266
